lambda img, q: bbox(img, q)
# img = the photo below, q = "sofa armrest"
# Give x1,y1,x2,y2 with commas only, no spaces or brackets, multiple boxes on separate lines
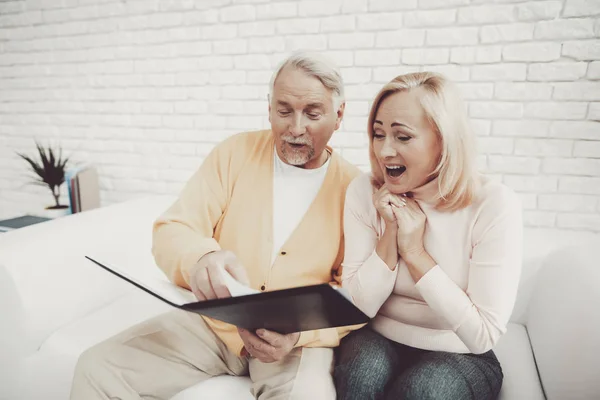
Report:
0,264,28,399
526,239,600,400
511,229,600,324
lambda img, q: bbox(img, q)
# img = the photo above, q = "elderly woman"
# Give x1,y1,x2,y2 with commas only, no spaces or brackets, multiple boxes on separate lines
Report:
334,72,522,400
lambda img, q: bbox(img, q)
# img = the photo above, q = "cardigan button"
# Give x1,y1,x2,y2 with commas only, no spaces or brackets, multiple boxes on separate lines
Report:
281,251,287,255
260,285,266,291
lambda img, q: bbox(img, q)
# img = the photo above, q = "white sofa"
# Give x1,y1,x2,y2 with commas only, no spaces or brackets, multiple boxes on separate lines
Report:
1,195,599,400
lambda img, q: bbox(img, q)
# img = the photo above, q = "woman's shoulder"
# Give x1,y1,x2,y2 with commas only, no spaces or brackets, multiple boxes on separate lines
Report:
345,172,378,212
466,175,523,246
472,175,522,217
346,172,378,201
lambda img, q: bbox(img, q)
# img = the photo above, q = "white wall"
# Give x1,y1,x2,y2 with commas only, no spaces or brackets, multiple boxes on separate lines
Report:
0,0,599,232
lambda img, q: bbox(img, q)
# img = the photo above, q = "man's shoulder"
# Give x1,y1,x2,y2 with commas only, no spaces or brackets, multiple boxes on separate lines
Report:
209,129,272,162
217,129,271,151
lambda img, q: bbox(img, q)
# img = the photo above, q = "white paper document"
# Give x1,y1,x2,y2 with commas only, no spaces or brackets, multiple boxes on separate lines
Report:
331,285,353,302
220,268,260,296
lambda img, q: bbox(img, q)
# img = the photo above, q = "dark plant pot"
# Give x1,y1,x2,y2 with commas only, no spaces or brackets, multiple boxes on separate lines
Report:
39,205,70,219
45,205,69,210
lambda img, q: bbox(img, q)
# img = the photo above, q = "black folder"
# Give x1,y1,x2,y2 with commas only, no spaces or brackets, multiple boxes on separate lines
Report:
86,256,370,334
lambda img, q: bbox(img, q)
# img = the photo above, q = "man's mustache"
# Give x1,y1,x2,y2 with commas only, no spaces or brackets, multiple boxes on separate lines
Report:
281,136,312,145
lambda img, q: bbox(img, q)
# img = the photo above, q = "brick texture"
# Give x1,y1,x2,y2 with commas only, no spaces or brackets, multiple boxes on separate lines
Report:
1,0,599,233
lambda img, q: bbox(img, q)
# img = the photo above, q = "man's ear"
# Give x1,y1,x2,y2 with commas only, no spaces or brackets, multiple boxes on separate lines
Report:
334,102,345,131
268,100,272,124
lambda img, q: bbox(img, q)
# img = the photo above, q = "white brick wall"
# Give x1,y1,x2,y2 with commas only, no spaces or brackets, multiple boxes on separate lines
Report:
1,0,599,233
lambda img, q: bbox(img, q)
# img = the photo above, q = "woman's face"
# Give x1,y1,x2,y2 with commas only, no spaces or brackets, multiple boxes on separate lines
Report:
372,89,442,195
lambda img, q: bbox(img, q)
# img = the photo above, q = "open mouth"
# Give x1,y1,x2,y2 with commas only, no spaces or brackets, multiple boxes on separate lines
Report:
385,165,406,178
287,142,306,149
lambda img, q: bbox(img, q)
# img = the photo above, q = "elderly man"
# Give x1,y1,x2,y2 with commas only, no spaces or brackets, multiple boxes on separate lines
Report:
70,51,361,400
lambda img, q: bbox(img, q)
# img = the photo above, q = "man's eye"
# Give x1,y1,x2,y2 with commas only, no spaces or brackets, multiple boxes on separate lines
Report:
278,110,291,116
307,113,320,119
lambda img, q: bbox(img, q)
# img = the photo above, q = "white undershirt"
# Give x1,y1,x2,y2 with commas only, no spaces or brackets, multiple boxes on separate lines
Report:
271,148,330,266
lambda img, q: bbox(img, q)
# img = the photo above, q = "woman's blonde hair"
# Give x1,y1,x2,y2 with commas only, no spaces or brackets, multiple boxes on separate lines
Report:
368,72,479,211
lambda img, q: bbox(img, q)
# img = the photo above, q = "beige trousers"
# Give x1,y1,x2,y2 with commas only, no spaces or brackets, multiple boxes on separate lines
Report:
69,310,335,400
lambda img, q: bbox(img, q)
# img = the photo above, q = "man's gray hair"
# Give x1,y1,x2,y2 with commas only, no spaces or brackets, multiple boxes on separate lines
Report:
268,51,345,110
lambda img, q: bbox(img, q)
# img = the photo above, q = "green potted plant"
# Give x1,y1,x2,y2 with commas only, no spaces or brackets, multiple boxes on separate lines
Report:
17,141,70,218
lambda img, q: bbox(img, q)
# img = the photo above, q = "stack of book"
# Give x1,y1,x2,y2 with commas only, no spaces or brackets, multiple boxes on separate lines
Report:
65,165,100,214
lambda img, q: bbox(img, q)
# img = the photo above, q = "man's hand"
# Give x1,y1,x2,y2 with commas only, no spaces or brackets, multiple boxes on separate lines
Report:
188,250,250,301
238,328,300,363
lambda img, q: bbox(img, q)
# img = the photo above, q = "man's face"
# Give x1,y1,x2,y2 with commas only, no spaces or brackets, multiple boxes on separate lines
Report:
269,66,344,169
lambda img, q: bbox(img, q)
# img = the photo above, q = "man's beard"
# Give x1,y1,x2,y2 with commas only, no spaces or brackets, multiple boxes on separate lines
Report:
280,136,314,166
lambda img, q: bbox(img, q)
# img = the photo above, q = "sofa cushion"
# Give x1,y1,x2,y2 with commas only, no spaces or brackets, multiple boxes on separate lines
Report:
527,240,600,400
493,322,545,400
0,195,175,353
511,228,600,324
18,352,254,400
16,290,170,400
40,290,171,357
28,289,253,400
171,375,253,400
0,264,28,400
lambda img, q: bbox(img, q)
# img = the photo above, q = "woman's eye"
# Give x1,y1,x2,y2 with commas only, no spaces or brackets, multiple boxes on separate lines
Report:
397,136,411,142
373,133,385,140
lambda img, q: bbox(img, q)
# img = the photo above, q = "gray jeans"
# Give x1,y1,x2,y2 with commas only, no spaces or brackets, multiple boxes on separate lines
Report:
334,328,503,400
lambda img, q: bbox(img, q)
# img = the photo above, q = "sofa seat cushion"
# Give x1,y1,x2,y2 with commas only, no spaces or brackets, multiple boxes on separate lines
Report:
0,195,176,353
15,290,170,400
171,375,253,400
39,290,171,357
494,322,545,400
28,289,253,400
